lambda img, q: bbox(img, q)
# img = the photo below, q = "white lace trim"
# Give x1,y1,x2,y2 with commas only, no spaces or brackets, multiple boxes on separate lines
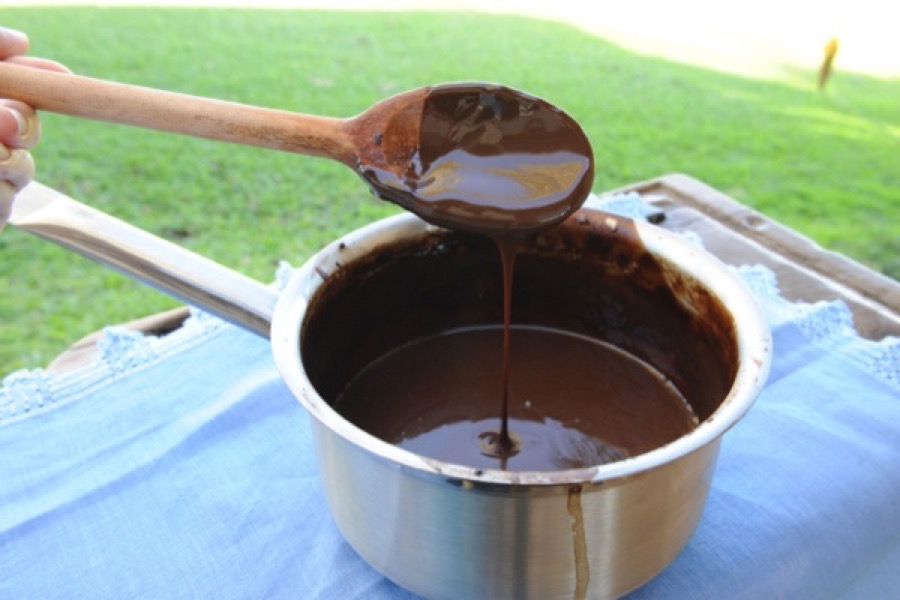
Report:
735,263,898,388
0,308,227,426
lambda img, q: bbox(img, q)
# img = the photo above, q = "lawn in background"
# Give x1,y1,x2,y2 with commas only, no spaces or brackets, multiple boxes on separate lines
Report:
1,7,898,373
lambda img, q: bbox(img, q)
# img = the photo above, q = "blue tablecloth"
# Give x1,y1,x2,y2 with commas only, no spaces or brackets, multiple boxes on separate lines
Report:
2,196,898,599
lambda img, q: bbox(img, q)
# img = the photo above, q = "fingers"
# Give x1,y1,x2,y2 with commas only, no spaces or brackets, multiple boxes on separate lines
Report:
0,27,29,60
0,26,69,150
0,25,69,73
0,100,39,149
6,54,72,74
0,144,33,230
0,144,35,191
0,27,64,230
0,104,35,229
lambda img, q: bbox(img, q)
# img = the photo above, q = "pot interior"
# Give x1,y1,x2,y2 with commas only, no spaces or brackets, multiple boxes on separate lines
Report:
300,210,739,462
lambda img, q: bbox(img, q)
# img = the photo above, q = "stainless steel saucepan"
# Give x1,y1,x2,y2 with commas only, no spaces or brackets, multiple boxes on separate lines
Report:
10,182,771,600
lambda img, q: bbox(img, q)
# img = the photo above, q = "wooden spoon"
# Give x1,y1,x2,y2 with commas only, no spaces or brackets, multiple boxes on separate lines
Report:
0,63,594,235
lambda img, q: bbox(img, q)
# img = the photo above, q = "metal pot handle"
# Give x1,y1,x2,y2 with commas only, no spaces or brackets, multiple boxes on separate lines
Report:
9,181,277,338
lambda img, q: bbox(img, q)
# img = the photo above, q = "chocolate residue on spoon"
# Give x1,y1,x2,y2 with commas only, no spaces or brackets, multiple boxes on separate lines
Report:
359,83,594,236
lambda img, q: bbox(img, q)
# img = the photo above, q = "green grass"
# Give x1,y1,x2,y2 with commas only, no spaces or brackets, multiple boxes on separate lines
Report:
1,7,898,374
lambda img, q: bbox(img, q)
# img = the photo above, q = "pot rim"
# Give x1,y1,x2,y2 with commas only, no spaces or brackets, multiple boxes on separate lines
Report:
270,210,772,486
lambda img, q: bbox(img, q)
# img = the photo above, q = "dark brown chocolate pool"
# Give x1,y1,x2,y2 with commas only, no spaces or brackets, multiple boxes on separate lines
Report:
300,211,739,471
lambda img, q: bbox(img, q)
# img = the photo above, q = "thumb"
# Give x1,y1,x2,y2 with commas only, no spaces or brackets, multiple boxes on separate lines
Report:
0,102,39,149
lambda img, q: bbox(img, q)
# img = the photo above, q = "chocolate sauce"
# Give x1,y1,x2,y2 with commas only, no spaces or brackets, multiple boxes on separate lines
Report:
490,237,519,463
359,84,597,466
310,86,724,472
362,83,594,236
303,218,738,472
333,325,698,470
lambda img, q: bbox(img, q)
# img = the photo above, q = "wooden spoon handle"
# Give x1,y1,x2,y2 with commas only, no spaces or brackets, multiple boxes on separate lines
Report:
0,62,356,166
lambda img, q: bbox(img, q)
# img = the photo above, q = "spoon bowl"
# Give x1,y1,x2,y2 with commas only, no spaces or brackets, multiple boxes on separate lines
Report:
0,65,593,235
349,83,594,235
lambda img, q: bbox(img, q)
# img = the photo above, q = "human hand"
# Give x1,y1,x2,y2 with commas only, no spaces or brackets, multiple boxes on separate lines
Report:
1,26,69,229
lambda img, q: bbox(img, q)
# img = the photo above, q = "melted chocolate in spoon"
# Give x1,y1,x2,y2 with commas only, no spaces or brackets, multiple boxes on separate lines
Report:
360,83,594,236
